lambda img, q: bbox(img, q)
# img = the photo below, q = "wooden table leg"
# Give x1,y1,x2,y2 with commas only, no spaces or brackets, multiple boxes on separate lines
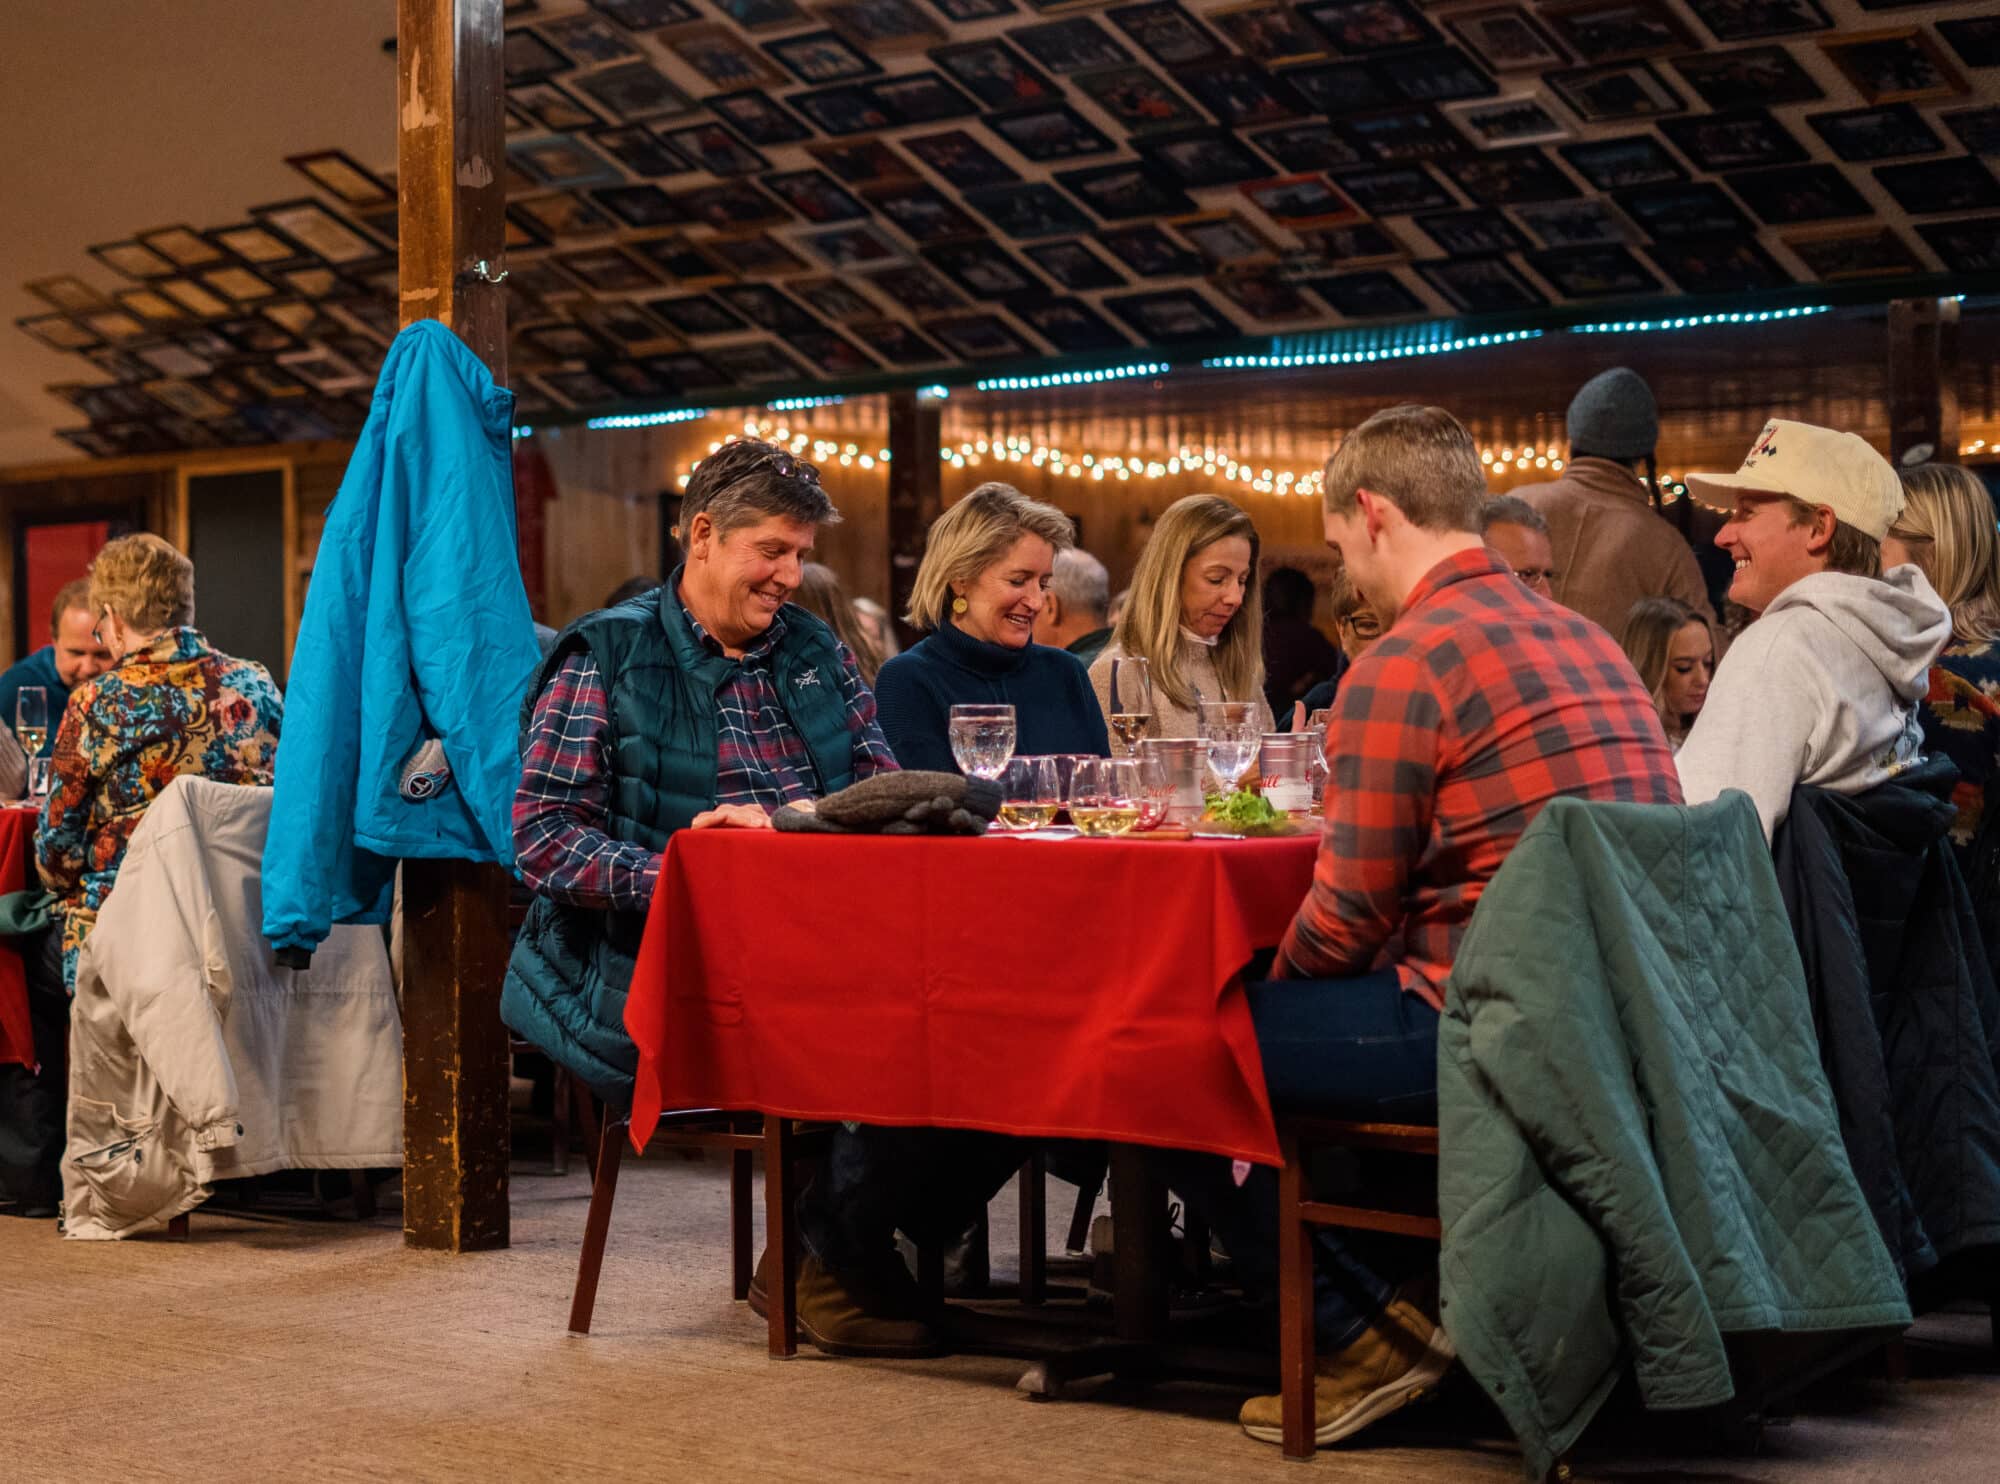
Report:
1108,1144,1169,1347
764,1115,799,1358
1020,1156,1047,1306
1278,1128,1316,1461
731,1146,753,1301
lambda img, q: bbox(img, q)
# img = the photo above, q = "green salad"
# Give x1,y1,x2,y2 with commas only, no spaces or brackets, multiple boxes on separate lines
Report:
1200,789,1292,834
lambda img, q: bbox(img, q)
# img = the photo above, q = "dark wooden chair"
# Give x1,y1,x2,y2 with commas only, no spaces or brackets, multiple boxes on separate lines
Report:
1277,1116,1442,1463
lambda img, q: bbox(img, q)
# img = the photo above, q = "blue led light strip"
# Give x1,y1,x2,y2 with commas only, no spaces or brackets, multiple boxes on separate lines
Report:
1571,305,1831,334
1205,328,1542,371
976,361,1170,392
585,407,713,430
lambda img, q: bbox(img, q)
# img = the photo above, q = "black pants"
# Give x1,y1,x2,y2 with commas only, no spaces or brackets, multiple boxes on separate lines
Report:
0,929,68,1209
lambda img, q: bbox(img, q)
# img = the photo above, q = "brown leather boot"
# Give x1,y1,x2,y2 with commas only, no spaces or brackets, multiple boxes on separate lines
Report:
745,1246,940,1358
1237,1284,1455,1446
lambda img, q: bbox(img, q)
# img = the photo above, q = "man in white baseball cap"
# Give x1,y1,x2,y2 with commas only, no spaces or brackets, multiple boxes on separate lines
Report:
1675,418,1950,839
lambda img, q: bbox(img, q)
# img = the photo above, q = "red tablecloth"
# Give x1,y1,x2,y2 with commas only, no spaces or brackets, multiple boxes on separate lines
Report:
624,831,1319,1165
0,805,39,1070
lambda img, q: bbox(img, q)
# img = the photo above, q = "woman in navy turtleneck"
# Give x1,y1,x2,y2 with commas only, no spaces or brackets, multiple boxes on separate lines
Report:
873,482,1111,771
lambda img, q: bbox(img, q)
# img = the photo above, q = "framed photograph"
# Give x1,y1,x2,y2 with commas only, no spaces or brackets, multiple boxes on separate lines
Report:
508,136,624,188
928,0,1017,17
788,85,895,135
1012,18,1134,74
852,319,950,366
517,322,613,363
591,127,691,180
1648,238,1792,294
1918,217,2000,275
1783,224,1923,281
725,233,812,278
507,256,590,301
629,235,736,287
1211,4,1328,66
1056,162,1195,219
906,130,1021,188
1727,164,1871,225
870,181,983,242
571,61,696,122
156,278,237,318
1547,61,1683,121
1378,47,1499,105
527,368,618,409
635,351,725,392
868,71,980,125
1442,146,1579,206
1937,18,2000,70
1512,197,1640,246
1542,0,1694,63
511,81,605,132
1661,111,1807,172
987,106,1115,162
1444,94,1572,147
1208,268,1314,321
1873,159,2000,216
285,150,394,207
1338,106,1466,162
503,28,573,85
1071,66,1206,136
135,225,228,270
1298,0,1437,52
351,201,401,246
1097,223,1204,277
1139,129,1272,187
1807,103,1943,162
1103,288,1240,344
1180,60,1303,127
764,169,869,224
708,0,807,27
1942,106,2000,156
1673,46,1823,110
539,12,641,63
1174,210,1279,264
715,284,822,333
1279,60,1396,114
1819,29,1966,105
674,181,794,230
1294,221,1406,267
1106,3,1225,68
1242,173,1360,227
700,97,803,149
924,241,1043,297
1615,181,1752,238
1252,122,1361,171
647,294,749,337
211,223,307,267
1416,208,1527,255
511,193,616,239
25,275,110,314
865,262,966,310
1526,245,1659,298
929,41,1057,111
659,123,768,177
1679,0,1829,44
808,224,908,267
665,26,782,90
555,245,664,292
252,200,386,265
197,265,280,304
1418,256,1546,312
807,138,916,186
90,239,179,280
793,328,883,377
1332,164,1457,214
1025,239,1128,290
792,277,880,321
16,314,100,353
1013,297,1134,352
704,340,813,387
923,312,1035,361
766,29,879,83
968,182,1103,238
814,0,944,49
1445,7,1568,71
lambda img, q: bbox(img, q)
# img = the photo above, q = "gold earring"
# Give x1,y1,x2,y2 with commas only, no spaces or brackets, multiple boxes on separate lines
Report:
951,595,968,615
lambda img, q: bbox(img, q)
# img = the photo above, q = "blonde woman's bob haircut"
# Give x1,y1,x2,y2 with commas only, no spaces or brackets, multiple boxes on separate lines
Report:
89,532,195,634
904,481,1075,630
1113,492,1263,711
1890,463,2000,645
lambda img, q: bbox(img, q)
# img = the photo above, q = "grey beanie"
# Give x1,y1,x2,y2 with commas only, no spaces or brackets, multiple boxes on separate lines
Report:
1566,367,1657,460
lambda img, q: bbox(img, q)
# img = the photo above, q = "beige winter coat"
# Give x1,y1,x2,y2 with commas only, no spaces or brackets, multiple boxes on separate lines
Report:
64,776,403,1239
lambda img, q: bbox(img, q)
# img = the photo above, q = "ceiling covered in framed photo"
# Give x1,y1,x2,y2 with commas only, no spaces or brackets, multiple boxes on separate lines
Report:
16,0,2000,459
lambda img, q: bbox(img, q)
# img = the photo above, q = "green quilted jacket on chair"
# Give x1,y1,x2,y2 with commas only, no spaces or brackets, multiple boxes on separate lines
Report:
1438,792,1910,1480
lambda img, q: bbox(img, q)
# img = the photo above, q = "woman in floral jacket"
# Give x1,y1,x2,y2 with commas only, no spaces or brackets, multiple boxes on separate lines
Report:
36,533,283,984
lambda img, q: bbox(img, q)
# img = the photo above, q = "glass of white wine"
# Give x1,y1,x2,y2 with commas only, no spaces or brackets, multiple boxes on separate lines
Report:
1197,699,1260,794
997,755,1060,831
15,687,48,795
1108,656,1154,753
1070,757,1142,837
948,703,1017,779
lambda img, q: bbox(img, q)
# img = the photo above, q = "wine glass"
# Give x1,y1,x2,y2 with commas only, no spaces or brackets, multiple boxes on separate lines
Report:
997,755,1060,831
1107,656,1154,754
15,688,48,796
1070,757,1142,837
1305,708,1335,814
1135,747,1176,831
947,703,1017,779
1197,700,1260,796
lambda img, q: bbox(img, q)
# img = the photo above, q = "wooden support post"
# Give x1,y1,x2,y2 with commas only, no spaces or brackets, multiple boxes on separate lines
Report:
397,0,513,1253
1887,297,1961,467
886,389,942,653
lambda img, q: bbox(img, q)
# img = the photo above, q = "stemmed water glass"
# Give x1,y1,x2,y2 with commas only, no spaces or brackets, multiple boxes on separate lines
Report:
1107,656,1154,754
15,688,48,798
1197,699,1260,796
997,755,1060,831
1070,757,1142,837
1305,707,1334,814
948,703,1017,780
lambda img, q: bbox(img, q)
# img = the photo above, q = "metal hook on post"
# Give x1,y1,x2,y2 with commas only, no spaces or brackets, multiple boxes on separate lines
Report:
459,258,509,286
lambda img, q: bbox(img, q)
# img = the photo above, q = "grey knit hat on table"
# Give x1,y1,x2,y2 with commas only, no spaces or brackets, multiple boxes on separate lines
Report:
1566,367,1657,461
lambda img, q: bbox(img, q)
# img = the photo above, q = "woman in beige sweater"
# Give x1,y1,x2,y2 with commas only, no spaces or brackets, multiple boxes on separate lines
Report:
1089,493,1274,749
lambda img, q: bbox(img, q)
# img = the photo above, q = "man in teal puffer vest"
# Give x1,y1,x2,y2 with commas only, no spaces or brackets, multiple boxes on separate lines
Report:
502,439,904,1334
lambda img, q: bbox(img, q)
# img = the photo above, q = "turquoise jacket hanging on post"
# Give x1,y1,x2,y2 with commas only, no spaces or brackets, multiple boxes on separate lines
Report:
1437,792,1909,1480
262,319,540,957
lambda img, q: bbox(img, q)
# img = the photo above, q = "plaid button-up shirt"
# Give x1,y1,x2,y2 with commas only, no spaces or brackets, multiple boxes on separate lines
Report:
1278,547,1682,1006
514,597,896,912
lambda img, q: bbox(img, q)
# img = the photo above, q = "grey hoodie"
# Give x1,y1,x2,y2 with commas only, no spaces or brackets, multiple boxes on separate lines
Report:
1677,566,1950,840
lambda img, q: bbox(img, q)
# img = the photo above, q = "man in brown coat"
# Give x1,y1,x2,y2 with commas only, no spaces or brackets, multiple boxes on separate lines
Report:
1514,367,1717,639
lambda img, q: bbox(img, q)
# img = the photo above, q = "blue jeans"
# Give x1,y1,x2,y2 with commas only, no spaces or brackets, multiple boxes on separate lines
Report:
798,1125,1029,1276
1161,970,1439,1351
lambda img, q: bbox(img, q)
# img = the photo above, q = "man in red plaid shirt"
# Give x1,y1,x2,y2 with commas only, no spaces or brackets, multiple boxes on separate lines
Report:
1223,405,1682,1449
